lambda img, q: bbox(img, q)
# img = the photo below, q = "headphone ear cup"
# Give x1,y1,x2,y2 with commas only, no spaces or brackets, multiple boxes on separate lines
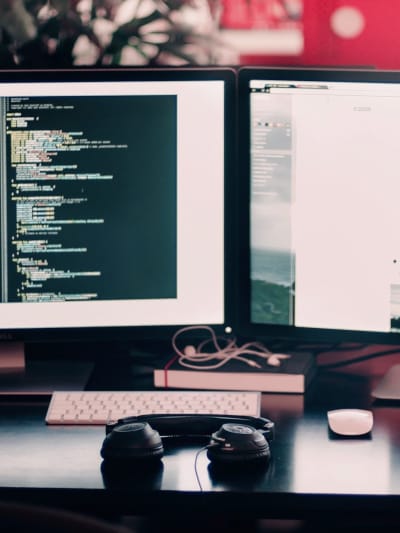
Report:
207,423,270,465
100,422,164,463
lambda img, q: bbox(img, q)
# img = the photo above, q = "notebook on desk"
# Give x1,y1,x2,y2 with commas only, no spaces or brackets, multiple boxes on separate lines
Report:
154,352,316,393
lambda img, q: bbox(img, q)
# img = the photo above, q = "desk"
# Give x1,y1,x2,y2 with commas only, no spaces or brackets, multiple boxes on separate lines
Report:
0,370,399,527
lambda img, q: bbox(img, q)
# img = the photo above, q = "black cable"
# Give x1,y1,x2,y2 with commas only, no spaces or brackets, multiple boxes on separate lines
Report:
194,445,212,491
255,338,369,356
311,343,369,355
317,347,400,370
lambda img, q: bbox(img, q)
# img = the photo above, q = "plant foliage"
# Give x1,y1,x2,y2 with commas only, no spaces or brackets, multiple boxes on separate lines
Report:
0,0,225,67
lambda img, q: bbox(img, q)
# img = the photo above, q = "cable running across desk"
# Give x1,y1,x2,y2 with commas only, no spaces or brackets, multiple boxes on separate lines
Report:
45,390,261,425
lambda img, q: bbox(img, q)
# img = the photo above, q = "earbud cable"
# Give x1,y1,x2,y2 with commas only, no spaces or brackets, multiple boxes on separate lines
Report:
172,325,290,370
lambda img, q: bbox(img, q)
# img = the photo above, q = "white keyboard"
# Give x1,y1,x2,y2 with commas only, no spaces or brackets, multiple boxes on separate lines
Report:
45,390,261,425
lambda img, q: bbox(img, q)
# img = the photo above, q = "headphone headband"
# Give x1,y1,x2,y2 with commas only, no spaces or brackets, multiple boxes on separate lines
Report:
106,413,275,441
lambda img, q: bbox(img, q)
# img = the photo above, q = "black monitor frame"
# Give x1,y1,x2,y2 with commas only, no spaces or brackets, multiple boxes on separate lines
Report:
0,66,237,345
236,66,400,346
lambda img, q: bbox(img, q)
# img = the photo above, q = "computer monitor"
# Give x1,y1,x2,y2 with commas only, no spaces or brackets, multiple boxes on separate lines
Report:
237,67,400,347
0,67,235,366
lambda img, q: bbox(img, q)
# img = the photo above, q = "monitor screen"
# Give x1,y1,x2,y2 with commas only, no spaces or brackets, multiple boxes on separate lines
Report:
238,67,400,344
0,67,235,343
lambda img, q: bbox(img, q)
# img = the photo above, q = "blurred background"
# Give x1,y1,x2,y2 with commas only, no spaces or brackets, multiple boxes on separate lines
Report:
0,0,399,69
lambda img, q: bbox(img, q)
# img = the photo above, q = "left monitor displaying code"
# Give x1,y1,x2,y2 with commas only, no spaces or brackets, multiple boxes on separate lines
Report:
0,72,228,332
4,94,177,304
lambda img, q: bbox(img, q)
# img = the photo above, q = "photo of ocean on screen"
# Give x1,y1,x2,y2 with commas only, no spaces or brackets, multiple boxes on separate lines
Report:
251,247,294,326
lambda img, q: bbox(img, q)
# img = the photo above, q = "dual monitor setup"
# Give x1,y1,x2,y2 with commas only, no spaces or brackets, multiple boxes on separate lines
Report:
1,66,400,382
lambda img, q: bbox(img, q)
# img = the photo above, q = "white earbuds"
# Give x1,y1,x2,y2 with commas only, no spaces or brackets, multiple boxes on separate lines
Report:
183,345,197,357
173,326,291,371
266,354,291,367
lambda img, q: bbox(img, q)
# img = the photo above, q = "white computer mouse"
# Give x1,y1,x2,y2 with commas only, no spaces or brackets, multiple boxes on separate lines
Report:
327,409,373,436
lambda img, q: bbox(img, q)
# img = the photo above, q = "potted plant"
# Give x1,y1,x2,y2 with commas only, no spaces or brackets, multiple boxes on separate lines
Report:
0,0,231,66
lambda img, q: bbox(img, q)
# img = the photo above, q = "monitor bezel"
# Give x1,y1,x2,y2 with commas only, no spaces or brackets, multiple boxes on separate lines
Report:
237,66,400,346
0,66,237,344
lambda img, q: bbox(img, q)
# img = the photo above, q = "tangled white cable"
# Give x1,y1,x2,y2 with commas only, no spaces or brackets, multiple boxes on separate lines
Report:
171,325,290,370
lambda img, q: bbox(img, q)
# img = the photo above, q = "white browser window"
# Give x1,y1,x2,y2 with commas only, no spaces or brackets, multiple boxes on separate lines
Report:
250,79,400,333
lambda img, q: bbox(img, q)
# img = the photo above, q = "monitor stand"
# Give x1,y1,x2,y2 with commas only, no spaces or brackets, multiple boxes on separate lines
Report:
0,342,25,376
0,341,94,395
371,364,400,400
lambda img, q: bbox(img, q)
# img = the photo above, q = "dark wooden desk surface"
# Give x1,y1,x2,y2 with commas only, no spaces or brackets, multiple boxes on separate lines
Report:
0,368,399,522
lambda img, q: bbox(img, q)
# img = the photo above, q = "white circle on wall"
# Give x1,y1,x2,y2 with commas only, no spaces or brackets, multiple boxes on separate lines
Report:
330,6,366,39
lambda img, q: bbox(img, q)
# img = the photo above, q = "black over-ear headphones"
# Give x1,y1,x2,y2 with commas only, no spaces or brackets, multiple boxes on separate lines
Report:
101,414,275,466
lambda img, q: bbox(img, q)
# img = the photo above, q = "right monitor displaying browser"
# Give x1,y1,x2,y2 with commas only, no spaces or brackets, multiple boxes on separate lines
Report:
237,67,400,344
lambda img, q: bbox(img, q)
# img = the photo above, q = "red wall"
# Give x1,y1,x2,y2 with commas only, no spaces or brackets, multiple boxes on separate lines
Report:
302,0,400,69
221,0,400,70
